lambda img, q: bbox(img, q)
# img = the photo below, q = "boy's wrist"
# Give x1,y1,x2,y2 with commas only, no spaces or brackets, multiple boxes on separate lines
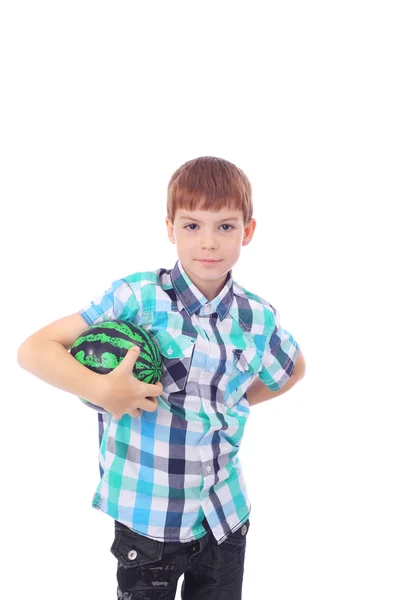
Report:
87,373,110,409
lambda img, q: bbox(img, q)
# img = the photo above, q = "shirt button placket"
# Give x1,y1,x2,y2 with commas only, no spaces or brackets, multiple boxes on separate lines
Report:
204,303,212,315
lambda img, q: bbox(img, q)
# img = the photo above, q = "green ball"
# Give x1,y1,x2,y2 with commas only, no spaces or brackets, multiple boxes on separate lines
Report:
70,320,162,384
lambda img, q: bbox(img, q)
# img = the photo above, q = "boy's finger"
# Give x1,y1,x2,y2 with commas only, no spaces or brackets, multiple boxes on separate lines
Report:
129,407,142,418
128,345,141,356
114,345,140,368
146,382,163,394
139,397,158,412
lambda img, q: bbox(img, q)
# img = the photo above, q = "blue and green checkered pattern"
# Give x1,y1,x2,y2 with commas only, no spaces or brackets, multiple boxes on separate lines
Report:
79,260,300,545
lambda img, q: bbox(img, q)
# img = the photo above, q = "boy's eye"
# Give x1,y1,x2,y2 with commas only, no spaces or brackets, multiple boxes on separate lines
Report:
184,224,234,231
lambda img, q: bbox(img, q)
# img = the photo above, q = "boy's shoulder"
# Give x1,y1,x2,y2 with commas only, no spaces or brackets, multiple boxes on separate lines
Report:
118,267,173,289
232,279,278,332
116,269,278,332
118,268,172,297
120,269,275,307
122,269,160,286
233,279,276,309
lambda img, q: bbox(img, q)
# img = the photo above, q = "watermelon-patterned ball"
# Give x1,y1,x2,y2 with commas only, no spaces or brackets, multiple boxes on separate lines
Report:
70,320,162,385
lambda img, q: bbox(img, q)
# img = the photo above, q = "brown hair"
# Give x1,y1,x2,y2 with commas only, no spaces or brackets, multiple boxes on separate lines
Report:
167,156,253,224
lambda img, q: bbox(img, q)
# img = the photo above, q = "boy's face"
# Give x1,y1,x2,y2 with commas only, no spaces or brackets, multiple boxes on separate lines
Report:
166,206,256,300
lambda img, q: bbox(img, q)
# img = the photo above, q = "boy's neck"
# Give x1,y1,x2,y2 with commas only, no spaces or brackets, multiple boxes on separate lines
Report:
181,265,230,302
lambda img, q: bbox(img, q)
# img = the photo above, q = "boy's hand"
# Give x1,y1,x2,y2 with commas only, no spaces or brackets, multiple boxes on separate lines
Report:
95,345,163,420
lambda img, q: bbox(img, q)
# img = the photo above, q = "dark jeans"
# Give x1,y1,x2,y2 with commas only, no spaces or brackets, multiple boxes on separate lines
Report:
111,516,250,599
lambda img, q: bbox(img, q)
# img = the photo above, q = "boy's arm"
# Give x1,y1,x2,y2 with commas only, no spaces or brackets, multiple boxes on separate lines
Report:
246,350,306,407
17,279,139,406
17,313,107,405
17,312,162,418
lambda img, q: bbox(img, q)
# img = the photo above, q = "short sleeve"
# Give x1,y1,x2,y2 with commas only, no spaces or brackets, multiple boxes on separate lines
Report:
76,278,140,414
78,278,140,326
258,309,300,391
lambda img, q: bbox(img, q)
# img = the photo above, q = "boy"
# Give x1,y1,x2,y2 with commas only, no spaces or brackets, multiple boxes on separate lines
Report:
17,156,305,599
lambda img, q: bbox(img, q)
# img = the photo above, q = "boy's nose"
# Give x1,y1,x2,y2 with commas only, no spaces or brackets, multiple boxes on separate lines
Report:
201,238,218,249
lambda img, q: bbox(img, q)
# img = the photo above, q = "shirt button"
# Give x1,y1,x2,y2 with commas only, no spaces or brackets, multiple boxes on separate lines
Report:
127,549,137,560
206,465,212,472
244,365,249,371
167,347,173,355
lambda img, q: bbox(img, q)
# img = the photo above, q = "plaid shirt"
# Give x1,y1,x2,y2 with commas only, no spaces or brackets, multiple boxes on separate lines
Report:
78,260,300,545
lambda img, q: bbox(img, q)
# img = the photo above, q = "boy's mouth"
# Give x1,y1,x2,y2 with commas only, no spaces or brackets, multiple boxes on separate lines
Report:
197,259,222,264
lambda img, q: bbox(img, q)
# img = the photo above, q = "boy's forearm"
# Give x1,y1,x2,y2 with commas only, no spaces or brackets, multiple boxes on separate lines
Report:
17,339,104,405
246,373,302,406
247,349,306,406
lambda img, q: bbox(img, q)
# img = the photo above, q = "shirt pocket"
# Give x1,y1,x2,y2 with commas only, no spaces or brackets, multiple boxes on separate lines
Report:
152,330,196,394
226,343,262,408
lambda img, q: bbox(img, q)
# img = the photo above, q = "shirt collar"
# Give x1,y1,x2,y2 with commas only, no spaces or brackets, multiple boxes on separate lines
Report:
171,260,234,320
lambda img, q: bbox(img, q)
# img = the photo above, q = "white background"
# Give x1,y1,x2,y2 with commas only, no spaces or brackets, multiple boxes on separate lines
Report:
1,1,399,598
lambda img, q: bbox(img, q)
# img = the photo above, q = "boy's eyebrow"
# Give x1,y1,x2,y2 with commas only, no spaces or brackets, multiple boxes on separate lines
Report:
178,215,241,223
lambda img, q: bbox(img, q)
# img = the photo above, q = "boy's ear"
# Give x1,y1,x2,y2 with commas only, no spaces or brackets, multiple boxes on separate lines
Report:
242,218,256,246
165,217,176,244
